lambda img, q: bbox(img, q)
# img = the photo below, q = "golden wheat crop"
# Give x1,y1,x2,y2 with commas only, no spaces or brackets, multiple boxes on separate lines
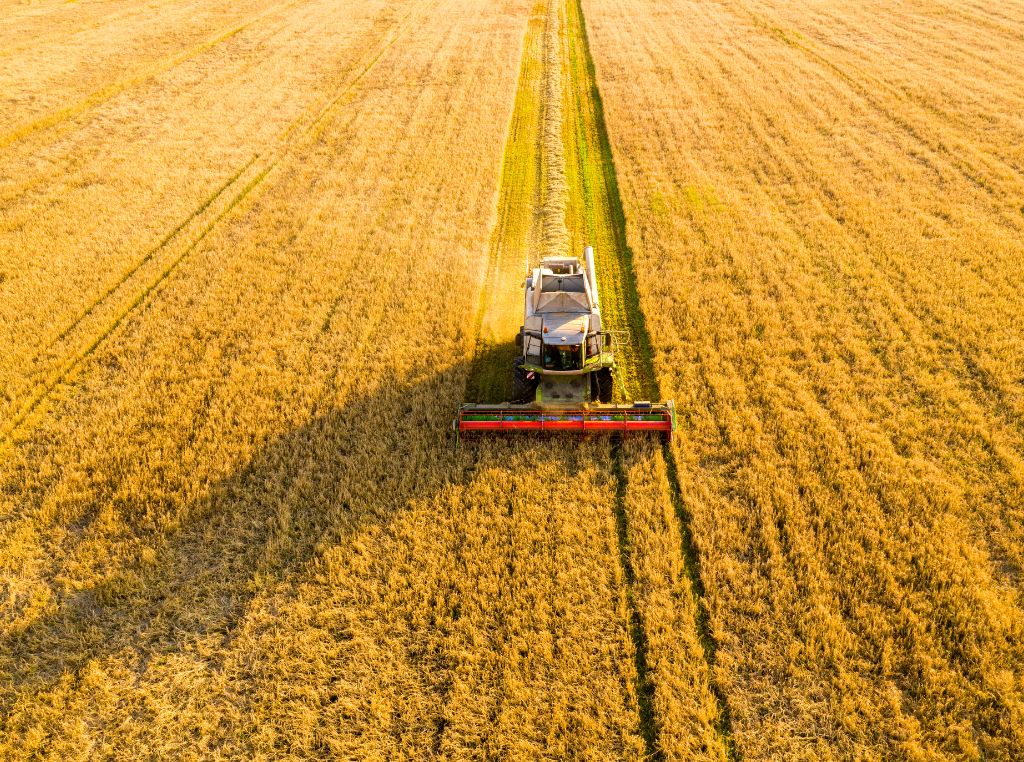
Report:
3,0,1022,758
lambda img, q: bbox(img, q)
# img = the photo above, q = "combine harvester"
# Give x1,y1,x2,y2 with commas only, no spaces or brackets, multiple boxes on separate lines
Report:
457,246,676,440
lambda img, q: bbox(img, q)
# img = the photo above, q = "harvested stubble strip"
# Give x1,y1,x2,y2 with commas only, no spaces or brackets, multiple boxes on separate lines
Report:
0,0,648,756
583,0,1024,757
464,0,545,405
539,0,570,258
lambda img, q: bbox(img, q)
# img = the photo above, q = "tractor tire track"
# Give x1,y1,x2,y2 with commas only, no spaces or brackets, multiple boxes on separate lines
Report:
27,155,260,366
0,0,437,450
0,0,248,61
24,0,435,372
0,0,311,208
0,165,271,449
459,0,659,751
563,0,738,757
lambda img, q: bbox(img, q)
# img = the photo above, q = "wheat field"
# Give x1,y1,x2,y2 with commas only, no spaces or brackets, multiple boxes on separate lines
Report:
2,0,1023,758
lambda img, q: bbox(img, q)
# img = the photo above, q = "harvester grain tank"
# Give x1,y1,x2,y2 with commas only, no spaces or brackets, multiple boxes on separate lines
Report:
456,246,676,439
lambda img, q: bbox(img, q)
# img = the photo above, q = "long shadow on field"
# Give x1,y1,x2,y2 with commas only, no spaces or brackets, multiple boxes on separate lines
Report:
0,361,462,695
0,345,630,751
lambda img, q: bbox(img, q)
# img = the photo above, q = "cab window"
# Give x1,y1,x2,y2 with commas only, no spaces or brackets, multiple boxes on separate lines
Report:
543,343,582,370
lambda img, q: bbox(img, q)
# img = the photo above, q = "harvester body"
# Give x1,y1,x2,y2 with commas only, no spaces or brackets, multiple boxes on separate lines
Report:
517,248,614,406
457,246,675,440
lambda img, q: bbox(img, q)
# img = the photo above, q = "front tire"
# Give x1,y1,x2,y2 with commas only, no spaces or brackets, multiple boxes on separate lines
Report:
592,368,614,403
511,357,538,403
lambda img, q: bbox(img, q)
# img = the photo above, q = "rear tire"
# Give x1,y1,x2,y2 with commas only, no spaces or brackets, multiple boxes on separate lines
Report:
511,357,538,403
592,368,614,403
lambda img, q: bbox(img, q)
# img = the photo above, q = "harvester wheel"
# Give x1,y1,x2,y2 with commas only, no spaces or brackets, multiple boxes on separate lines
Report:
592,368,614,403
511,357,538,403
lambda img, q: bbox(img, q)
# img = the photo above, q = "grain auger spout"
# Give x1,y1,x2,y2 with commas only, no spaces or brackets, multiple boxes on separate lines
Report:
456,246,676,441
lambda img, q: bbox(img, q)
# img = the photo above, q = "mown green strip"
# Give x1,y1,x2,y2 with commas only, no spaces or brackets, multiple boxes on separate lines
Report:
561,0,656,403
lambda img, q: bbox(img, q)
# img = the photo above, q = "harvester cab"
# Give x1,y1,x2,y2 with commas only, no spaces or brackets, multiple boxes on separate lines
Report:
457,246,675,439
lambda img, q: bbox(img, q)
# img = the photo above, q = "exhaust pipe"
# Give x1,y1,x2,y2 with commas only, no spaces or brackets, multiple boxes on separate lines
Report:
584,245,599,310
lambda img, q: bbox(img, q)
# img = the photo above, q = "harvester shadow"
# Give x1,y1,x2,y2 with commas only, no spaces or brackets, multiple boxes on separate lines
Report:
0,363,459,711
464,338,518,404
0,344,620,742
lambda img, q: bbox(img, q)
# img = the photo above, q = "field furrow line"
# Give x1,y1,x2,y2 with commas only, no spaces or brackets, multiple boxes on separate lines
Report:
0,0,437,450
